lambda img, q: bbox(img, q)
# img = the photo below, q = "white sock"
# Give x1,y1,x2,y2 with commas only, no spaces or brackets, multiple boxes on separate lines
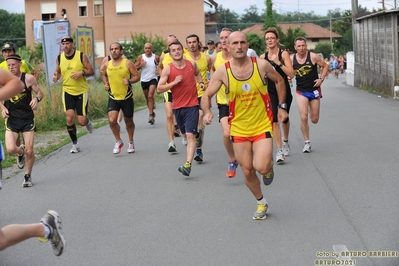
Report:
257,198,267,204
42,223,51,238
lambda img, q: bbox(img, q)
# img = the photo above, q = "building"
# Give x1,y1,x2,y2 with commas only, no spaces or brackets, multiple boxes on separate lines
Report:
25,0,218,66
241,23,342,50
353,10,399,97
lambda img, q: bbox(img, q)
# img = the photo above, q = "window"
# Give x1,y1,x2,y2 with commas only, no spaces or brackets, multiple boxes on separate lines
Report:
116,0,132,14
41,2,56,21
78,0,88,17
95,41,105,58
94,0,103,16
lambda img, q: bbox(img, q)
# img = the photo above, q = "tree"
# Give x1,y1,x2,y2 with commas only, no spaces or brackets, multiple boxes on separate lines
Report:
314,42,332,59
263,0,277,30
215,6,241,31
279,27,306,52
246,33,265,55
0,9,25,51
121,33,165,62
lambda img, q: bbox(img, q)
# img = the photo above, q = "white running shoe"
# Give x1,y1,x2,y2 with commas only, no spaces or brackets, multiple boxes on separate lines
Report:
113,141,124,154
168,142,177,153
70,143,80,153
282,142,290,156
182,138,188,146
303,142,311,153
127,143,135,153
275,149,285,163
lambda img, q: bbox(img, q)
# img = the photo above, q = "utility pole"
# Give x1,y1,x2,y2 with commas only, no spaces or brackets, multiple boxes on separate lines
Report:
330,13,333,53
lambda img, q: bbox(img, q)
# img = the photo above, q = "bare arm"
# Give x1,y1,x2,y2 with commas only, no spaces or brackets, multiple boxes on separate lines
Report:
126,60,140,84
100,58,110,91
82,54,94,76
135,55,144,70
157,54,165,76
25,74,44,110
0,69,24,101
280,51,295,78
52,57,61,82
157,65,181,93
311,53,328,87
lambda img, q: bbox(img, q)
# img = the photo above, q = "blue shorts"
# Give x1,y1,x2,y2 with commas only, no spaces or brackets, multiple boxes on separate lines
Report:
296,88,322,100
173,106,199,135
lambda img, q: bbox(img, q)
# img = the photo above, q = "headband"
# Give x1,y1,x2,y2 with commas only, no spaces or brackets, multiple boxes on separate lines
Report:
61,37,73,43
6,54,22,62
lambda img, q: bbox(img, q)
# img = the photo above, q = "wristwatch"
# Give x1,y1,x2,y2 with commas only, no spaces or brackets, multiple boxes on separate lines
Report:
36,97,41,102
278,103,287,110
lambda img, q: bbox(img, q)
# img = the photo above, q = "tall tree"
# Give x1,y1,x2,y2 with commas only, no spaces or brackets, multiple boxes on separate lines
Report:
263,0,277,30
0,9,25,52
215,5,241,31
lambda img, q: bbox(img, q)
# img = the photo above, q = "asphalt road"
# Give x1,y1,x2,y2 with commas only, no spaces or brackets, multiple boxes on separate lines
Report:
1,74,398,266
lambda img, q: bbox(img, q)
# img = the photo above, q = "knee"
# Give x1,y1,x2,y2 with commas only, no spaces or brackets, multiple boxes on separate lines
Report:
166,112,173,120
24,146,34,157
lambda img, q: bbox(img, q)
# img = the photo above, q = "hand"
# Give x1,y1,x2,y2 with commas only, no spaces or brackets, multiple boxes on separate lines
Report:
30,98,39,111
203,112,214,125
52,73,58,83
277,108,288,123
1,108,9,119
122,77,130,85
174,75,183,84
104,82,110,91
70,71,82,80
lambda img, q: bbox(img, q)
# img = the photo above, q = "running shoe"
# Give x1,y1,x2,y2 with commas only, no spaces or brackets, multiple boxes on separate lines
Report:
178,161,191,176
22,174,33,187
194,149,203,162
196,128,203,148
17,144,26,169
303,142,311,153
174,128,181,137
275,149,285,163
39,210,66,256
148,113,155,125
262,168,274,186
182,138,188,146
168,142,177,153
113,140,124,154
86,118,93,133
127,142,135,153
226,160,238,178
70,143,80,153
253,202,268,220
282,141,290,156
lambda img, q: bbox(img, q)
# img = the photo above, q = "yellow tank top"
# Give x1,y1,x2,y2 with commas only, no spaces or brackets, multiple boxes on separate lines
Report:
107,58,133,100
226,57,273,137
214,52,229,105
59,51,88,95
185,52,208,98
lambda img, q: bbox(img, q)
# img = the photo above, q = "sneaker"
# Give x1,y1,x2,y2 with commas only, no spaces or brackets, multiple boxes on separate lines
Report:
194,149,203,162
22,174,33,187
282,141,290,156
113,141,124,154
178,161,191,176
196,128,203,148
127,142,135,153
182,138,188,146
262,168,274,186
303,142,311,153
174,128,181,137
70,143,80,153
168,142,177,153
39,210,66,256
148,114,155,125
226,160,238,178
86,119,93,133
253,202,268,220
275,149,285,163
17,144,26,169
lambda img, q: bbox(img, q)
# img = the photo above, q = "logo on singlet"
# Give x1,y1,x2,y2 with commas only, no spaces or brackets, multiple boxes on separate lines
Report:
242,83,251,92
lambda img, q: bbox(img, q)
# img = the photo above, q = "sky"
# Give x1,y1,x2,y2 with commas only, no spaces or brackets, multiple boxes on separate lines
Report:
206,0,390,16
0,0,392,15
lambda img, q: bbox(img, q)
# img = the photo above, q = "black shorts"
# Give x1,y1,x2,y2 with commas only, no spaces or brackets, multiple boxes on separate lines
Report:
163,91,172,103
218,104,229,121
141,79,158,90
269,90,292,123
107,97,134,118
5,117,36,133
62,91,88,116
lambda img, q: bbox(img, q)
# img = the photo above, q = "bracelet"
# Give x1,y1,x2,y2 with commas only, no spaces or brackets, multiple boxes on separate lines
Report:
82,70,86,76
36,97,41,102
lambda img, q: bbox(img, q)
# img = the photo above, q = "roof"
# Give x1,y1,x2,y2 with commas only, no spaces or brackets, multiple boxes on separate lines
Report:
242,23,341,38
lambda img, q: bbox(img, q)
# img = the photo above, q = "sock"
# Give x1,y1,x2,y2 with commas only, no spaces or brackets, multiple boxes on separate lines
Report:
283,139,288,143
67,124,77,143
257,196,267,204
305,140,310,144
42,223,51,238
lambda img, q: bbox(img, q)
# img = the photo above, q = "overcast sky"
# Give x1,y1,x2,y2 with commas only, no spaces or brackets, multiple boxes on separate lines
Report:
1,0,391,15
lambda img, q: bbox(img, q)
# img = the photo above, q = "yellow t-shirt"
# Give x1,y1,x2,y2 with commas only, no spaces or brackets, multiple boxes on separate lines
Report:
106,58,133,100
214,52,229,105
185,52,208,98
225,57,273,137
59,51,88,95
0,59,34,74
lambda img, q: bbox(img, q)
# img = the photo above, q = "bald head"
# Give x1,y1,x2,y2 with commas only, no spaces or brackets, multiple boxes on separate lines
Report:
228,31,247,44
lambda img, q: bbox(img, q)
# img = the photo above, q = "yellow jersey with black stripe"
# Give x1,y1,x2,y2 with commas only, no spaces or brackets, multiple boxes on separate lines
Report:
185,52,208,98
226,57,273,137
214,52,229,105
106,58,133,100
59,50,88,95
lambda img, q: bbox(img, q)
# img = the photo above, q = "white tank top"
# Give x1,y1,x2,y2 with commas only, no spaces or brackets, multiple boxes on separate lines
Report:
140,53,158,82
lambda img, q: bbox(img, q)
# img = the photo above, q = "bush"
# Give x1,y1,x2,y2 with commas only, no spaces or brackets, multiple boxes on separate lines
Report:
121,33,166,62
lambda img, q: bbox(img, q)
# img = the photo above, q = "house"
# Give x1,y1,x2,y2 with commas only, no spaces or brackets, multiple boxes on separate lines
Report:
24,0,218,66
241,23,342,50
